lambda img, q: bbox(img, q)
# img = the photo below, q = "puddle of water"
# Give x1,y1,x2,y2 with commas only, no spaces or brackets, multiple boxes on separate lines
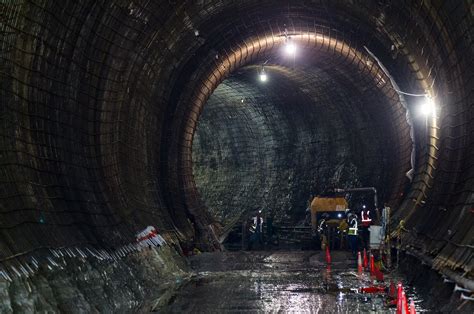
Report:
160,251,431,313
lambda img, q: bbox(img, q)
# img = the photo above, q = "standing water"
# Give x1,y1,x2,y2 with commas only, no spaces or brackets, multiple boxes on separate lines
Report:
157,251,430,313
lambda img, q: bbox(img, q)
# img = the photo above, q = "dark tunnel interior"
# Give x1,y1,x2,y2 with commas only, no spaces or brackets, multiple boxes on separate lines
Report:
192,64,405,226
0,0,472,311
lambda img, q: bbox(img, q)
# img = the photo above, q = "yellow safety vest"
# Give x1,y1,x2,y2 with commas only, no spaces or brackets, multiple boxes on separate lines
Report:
348,218,358,235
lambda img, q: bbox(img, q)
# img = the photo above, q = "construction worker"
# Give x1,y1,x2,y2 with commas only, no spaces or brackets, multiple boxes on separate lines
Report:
318,213,329,249
360,207,372,249
338,218,348,249
248,210,264,250
347,213,358,257
317,213,329,233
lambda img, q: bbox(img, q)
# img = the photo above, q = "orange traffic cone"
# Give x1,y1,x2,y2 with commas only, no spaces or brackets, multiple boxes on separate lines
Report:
389,281,396,299
360,285,386,293
374,267,384,281
357,251,363,273
402,291,410,314
370,254,375,275
363,248,368,269
409,298,416,314
396,283,403,314
326,245,331,264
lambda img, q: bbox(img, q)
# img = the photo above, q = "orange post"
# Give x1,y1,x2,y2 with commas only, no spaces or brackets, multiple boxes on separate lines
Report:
374,267,384,281
363,248,368,269
396,283,403,314
357,251,363,273
326,245,331,264
389,281,396,299
370,254,375,275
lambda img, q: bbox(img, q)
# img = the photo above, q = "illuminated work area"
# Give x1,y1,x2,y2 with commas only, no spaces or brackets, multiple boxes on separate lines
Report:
0,1,472,312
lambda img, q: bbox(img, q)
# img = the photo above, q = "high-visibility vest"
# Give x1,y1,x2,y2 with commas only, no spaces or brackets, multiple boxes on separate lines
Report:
361,210,372,227
317,219,326,233
348,218,358,235
252,216,263,232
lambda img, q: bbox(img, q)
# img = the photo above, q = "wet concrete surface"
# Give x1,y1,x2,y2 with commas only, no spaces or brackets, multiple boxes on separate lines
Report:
158,251,430,313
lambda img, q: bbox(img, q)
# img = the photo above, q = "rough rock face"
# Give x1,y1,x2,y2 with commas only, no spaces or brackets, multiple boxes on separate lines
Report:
193,69,390,225
0,246,187,313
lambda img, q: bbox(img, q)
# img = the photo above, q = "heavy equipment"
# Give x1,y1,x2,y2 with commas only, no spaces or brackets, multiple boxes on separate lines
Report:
310,196,349,249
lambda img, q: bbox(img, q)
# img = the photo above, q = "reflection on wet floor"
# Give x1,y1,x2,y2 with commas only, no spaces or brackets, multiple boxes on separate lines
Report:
160,251,429,313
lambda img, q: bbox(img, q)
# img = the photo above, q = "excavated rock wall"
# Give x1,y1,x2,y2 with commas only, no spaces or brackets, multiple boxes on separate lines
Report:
0,245,187,313
193,70,389,225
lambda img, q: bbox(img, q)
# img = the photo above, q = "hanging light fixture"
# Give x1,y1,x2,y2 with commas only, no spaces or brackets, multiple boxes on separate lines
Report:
284,37,296,55
283,27,296,56
259,66,267,82
419,95,436,117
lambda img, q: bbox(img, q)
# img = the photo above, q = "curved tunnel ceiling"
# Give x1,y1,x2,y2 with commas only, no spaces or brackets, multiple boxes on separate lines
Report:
0,0,472,277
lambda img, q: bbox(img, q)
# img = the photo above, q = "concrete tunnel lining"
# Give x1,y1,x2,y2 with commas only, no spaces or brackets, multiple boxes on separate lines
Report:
0,0,472,311
0,0,440,253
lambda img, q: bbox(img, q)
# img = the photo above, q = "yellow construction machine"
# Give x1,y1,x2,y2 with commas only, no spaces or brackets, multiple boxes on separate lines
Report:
310,196,349,249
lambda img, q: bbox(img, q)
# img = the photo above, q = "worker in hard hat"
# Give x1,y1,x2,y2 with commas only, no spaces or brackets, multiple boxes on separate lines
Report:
248,210,264,250
360,207,372,250
338,218,349,249
252,210,264,233
347,212,358,257
317,213,330,233
318,213,330,249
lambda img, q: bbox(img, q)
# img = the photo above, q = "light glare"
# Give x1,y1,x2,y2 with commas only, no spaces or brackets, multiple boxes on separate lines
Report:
259,72,267,82
419,96,435,116
285,42,296,55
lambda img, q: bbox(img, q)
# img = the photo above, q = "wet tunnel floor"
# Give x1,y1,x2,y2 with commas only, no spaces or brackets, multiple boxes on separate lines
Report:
159,251,430,313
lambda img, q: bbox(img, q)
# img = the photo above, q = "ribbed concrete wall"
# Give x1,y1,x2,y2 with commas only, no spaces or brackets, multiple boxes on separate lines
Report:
0,0,472,287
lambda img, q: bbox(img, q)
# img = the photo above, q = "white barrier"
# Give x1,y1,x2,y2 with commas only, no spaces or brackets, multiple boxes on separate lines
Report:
136,226,167,249
369,225,383,249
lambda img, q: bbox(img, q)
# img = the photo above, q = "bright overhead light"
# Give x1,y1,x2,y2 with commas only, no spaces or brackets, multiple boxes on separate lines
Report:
285,41,296,55
419,96,436,116
259,67,267,82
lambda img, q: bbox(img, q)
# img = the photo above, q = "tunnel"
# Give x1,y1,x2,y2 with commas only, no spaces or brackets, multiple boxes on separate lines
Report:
0,0,472,312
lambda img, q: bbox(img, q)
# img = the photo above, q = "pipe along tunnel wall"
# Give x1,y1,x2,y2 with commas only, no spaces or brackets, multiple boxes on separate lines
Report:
0,0,472,311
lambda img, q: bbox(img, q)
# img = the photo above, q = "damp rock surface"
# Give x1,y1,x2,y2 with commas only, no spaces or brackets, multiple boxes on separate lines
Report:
0,246,187,313
161,251,432,313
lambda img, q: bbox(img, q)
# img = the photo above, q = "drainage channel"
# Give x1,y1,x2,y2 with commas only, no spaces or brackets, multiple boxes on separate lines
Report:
156,251,431,313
